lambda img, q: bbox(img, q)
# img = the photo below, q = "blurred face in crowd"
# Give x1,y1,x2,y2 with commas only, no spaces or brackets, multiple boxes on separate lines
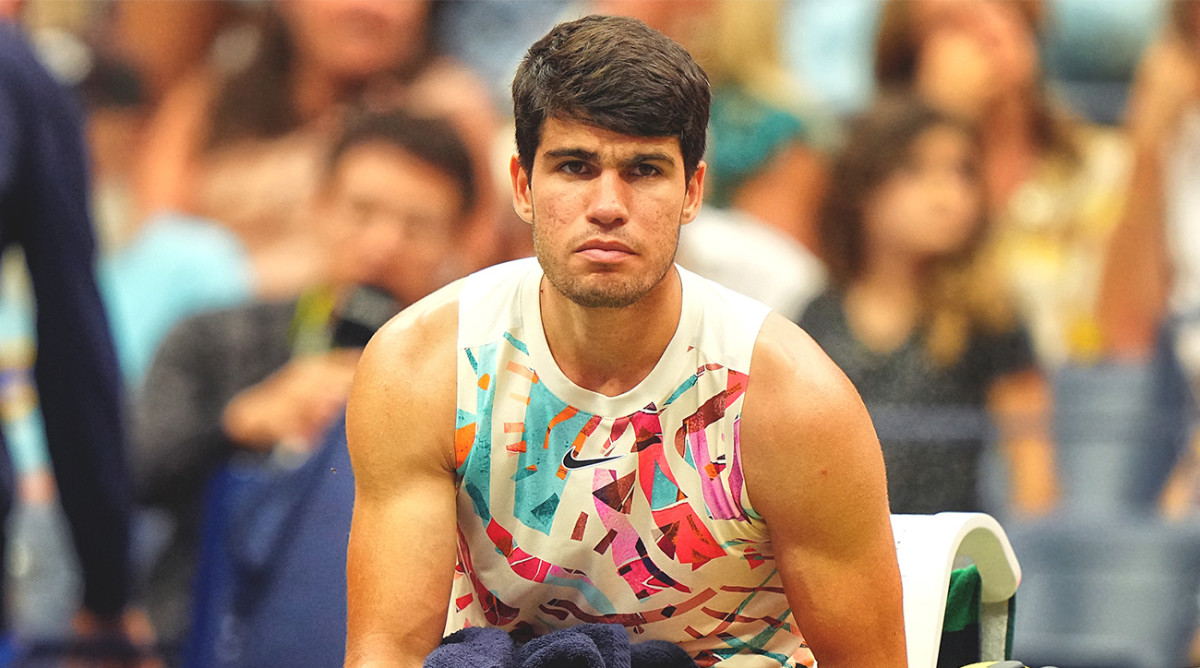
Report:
278,0,431,81
912,0,1039,119
862,123,982,263
317,141,463,306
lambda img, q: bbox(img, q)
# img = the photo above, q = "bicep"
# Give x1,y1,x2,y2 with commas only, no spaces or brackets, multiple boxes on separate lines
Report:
741,316,905,666
344,313,459,667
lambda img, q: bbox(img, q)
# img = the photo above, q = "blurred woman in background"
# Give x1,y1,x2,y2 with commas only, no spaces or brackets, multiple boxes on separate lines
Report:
798,95,1057,516
875,0,1130,369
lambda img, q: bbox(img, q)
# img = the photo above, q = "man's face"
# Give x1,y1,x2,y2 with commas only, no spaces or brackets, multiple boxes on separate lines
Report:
511,117,705,309
319,142,462,305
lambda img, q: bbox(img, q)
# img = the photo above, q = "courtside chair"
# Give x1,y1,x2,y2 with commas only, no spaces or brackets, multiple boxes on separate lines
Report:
892,512,1023,668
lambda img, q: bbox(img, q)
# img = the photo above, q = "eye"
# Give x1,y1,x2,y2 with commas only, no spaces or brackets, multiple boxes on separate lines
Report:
631,163,661,177
559,160,589,176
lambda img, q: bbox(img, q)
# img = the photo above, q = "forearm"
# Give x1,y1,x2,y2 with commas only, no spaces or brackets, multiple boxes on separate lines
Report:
344,640,428,668
344,505,454,668
1097,144,1172,357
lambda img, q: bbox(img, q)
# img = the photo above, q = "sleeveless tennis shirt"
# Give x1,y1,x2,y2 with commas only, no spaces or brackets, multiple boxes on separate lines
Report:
449,258,814,667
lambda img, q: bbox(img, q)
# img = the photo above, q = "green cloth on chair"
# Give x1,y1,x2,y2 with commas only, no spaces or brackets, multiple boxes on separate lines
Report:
939,566,982,667
938,565,1017,668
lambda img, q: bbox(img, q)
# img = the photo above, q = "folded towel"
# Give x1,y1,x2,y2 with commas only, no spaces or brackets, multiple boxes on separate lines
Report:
425,627,516,668
424,624,698,668
629,639,700,668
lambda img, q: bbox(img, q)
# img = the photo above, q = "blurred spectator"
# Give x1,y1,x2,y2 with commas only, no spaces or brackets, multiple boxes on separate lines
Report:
1100,0,1200,517
676,205,826,323
798,96,1057,516
875,0,1131,368
70,31,257,388
132,0,500,298
1099,0,1200,365
131,109,476,664
0,5,152,662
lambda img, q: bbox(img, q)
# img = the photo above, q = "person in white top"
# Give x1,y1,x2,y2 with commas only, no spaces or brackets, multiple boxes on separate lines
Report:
343,14,904,668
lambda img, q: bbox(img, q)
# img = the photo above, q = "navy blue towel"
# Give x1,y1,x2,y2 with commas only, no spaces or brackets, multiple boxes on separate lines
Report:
424,624,698,668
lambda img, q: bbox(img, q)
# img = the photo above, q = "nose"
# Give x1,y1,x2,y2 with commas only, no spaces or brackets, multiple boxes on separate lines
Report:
928,170,979,219
586,170,630,227
355,217,407,281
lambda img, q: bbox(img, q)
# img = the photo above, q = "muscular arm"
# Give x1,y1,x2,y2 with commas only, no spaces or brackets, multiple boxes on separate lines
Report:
345,289,461,667
740,313,905,667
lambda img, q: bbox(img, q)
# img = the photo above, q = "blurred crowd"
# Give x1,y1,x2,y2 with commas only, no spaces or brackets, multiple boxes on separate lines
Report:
1,0,1199,666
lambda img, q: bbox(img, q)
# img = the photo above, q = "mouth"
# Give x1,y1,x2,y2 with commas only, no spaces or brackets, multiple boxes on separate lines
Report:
575,239,635,263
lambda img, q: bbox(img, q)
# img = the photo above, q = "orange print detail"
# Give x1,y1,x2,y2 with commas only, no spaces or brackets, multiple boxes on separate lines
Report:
454,423,476,468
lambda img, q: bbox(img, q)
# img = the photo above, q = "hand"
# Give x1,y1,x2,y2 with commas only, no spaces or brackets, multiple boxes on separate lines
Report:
69,607,162,668
221,349,361,451
1127,37,1200,152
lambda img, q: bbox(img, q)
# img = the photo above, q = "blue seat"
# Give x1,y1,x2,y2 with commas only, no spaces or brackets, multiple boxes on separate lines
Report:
1051,360,1184,514
1007,512,1200,668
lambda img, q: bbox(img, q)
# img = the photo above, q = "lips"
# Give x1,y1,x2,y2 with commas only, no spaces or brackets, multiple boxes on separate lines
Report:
575,239,635,263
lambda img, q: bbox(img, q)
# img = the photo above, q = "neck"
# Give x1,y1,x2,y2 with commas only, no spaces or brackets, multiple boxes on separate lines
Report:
846,254,925,353
539,268,683,397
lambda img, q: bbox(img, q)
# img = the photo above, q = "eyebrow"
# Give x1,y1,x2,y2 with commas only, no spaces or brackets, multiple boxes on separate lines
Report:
544,148,599,162
542,148,676,169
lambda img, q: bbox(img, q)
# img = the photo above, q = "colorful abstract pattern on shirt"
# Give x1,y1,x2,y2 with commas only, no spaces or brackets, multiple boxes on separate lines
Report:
450,310,813,668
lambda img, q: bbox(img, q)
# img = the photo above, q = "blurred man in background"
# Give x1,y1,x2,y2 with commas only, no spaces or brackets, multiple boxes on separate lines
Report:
132,107,476,664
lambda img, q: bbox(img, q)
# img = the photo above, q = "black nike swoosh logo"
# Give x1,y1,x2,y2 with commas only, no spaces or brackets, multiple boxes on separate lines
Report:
561,450,625,470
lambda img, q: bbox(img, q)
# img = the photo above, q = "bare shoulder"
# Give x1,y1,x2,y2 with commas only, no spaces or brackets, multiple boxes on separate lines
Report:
743,312,866,433
347,280,464,489
739,312,880,494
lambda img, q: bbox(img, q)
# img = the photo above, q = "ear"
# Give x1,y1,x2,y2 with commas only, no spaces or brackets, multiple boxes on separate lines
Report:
680,160,706,225
510,154,534,225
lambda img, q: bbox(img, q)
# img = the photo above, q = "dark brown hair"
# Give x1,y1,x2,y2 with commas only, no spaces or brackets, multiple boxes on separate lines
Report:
326,107,477,218
511,14,710,180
